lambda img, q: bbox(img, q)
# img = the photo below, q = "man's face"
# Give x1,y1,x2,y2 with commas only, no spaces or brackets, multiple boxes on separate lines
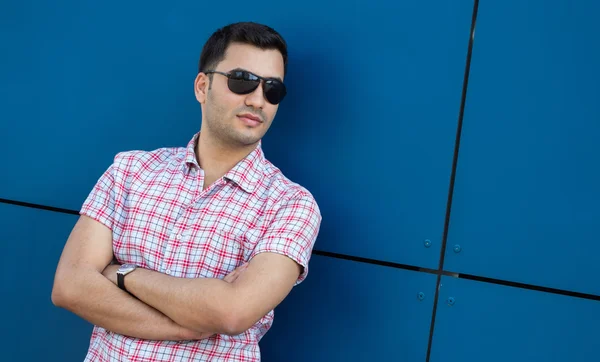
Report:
196,42,285,148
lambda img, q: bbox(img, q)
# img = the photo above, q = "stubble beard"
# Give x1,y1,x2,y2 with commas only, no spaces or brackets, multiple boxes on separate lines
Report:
204,91,266,148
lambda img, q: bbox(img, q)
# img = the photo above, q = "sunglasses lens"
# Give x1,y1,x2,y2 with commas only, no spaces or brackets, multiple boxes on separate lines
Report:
264,80,286,105
228,71,260,94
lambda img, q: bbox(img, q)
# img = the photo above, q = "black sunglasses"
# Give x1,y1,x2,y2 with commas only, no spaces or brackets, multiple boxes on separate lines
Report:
204,69,287,105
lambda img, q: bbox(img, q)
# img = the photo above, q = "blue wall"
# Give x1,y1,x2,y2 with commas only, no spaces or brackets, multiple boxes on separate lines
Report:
1,0,598,361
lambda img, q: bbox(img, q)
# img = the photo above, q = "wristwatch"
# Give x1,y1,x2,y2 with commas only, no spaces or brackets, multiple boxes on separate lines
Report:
116,264,138,292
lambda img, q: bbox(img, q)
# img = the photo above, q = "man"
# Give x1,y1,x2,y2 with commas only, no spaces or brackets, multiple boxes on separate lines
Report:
51,21,322,361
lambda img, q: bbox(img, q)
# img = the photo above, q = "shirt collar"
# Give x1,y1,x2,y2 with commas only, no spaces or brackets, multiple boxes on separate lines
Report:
223,141,265,193
183,132,201,169
182,132,265,194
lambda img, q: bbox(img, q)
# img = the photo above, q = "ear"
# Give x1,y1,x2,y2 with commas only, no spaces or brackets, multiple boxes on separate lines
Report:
194,72,209,104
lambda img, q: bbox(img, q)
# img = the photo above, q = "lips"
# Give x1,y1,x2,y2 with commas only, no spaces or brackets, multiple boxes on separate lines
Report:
237,113,262,123
237,113,263,127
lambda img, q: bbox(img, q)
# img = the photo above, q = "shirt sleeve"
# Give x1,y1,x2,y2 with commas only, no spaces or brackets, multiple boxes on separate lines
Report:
250,190,322,285
80,162,117,230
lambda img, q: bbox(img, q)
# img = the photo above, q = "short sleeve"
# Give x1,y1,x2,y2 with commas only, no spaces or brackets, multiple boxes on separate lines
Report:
80,163,117,230
250,191,322,285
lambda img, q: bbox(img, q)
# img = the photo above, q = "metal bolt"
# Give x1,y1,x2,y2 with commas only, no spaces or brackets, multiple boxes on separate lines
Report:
453,244,462,253
424,239,432,248
417,292,425,301
447,297,455,306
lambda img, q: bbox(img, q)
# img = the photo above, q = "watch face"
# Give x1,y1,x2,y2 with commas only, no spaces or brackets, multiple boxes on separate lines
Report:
119,264,137,273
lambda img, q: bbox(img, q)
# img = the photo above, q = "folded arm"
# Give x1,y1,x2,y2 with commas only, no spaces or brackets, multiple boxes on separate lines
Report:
103,252,302,336
51,215,212,341
106,190,323,336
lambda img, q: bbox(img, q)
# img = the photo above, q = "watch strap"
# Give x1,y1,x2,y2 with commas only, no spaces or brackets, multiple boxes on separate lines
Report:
116,264,137,294
117,272,126,292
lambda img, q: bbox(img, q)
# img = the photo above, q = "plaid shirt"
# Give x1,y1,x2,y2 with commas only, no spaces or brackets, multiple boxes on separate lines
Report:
80,132,321,362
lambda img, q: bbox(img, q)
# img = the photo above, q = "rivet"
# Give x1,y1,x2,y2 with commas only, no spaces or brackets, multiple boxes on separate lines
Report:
447,297,455,306
424,239,432,248
417,292,425,301
453,244,462,253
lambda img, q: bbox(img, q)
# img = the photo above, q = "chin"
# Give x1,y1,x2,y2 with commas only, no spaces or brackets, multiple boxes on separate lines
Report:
232,132,262,147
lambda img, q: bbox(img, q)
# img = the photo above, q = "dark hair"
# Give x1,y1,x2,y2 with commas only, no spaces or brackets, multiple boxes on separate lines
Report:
198,22,288,76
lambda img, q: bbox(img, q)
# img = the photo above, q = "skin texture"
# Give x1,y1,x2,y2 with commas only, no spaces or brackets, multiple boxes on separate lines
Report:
52,41,304,339
193,42,285,188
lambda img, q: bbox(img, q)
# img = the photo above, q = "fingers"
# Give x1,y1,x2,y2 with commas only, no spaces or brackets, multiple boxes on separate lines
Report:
179,326,215,340
223,270,236,283
223,262,249,283
193,331,216,340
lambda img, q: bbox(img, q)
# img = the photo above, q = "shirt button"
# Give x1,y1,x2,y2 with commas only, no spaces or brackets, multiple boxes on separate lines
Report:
165,269,172,275
176,234,182,240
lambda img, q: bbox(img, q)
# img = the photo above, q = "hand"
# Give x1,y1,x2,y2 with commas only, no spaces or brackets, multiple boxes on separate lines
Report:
102,264,120,286
223,262,249,283
178,327,218,341
177,263,249,340
99,262,249,341
101,262,248,286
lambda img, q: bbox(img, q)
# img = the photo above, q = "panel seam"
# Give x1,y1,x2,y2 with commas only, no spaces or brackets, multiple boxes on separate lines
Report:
425,0,480,361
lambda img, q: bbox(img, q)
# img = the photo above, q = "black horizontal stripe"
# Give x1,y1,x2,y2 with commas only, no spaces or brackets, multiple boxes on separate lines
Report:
1,197,598,301
312,248,600,301
0,197,79,215
457,272,600,301
312,249,431,273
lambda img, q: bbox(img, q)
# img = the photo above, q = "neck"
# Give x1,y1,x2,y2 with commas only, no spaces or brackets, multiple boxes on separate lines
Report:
195,131,258,187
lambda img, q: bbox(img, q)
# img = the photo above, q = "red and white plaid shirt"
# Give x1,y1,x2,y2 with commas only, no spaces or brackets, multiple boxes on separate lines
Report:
80,132,321,361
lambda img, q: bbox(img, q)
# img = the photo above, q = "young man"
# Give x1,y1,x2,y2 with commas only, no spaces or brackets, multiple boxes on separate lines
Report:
51,22,322,361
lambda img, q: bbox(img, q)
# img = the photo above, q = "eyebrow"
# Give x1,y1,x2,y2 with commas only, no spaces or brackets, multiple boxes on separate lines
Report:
230,67,283,83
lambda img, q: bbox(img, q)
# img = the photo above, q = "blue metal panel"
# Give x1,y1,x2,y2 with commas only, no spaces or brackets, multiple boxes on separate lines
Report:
260,255,437,361
0,204,92,361
445,0,600,295
430,276,600,362
259,1,474,268
0,0,474,268
0,1,205,209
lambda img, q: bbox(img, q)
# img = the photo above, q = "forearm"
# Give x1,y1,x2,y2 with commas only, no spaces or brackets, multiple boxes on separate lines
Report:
125,268,238,335
52,269,209,341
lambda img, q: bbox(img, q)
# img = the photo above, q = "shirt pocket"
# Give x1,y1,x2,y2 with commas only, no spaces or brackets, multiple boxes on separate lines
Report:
181,228,252,279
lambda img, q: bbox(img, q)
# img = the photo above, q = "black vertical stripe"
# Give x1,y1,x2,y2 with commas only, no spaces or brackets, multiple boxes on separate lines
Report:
425,0,480,361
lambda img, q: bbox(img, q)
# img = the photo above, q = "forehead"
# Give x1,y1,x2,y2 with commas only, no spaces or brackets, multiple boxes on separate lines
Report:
217,42,285,80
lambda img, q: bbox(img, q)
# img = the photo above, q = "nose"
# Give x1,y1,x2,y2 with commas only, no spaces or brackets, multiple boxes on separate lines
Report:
244,81,266,109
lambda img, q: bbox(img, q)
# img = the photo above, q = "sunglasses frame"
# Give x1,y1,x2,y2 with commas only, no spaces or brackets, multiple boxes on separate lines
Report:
203,69,286,105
